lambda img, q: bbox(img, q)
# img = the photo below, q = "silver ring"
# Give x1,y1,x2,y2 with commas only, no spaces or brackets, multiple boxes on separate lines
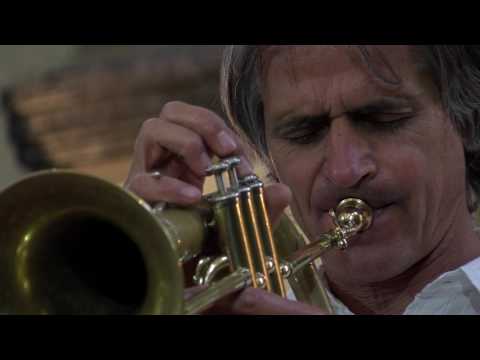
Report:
148,171,166,213
152,202,167,214
149,171,163,180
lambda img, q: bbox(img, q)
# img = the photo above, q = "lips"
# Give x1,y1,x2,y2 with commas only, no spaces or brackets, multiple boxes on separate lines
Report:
316,191,398,214
319,201,394,221
373,203,394,220
311,188,401,239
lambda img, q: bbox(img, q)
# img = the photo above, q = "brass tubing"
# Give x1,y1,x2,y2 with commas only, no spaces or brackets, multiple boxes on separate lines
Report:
210,194,259,288
184,269,252,315
282,231,341,277
239,188,273,292
249,181,287,297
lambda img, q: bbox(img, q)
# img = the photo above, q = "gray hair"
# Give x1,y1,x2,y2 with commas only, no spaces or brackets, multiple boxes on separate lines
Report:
220,45,480,212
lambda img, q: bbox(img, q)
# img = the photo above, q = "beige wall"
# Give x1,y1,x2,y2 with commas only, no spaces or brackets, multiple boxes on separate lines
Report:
0,45,230,192
0,45,197,189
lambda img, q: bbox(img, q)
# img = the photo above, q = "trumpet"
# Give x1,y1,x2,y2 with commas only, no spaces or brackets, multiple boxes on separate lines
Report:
0,157,372,314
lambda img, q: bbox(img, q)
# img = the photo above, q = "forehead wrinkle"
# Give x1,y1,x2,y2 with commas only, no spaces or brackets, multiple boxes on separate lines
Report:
262,46,372,95
260,46,299,90
285,47,300,88
261,45,410,95
261,46,432,128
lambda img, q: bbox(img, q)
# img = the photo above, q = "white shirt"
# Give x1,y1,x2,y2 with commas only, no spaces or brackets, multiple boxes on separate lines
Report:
323,257,480,315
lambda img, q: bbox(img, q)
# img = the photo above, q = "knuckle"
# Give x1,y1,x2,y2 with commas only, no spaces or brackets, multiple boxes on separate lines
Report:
124,173,144,193
161,101,185,118
179,137,204,158
199,118,222,138
138,118,158,138
134,119,155,152
190,106,223,129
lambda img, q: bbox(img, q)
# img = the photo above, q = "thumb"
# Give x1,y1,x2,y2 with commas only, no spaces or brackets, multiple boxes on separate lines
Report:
264,182,292,227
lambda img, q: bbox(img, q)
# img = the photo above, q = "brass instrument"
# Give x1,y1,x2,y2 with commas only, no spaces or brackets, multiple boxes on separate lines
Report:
0,157,372,315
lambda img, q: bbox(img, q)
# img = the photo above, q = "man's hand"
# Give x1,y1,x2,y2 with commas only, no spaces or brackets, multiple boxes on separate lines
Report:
125,101,249,204
124,101,291,225
186,287,328,315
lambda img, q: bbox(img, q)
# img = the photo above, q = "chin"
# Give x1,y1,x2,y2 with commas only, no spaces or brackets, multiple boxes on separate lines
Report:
322,233,416,284
309,204,419,282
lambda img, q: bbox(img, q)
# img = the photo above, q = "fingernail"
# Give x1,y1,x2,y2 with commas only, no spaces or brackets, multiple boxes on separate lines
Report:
181,186,202,200
217,131,237,153
200,153,212,171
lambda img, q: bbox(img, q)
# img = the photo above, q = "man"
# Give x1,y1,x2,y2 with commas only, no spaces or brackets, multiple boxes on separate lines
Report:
124,45,480,315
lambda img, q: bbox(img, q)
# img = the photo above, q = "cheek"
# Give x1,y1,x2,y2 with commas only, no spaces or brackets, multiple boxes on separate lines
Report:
427,127,467,215
375,116,451,202
273,152,316,199
269,141,313,185
375,120,467,242
270,144,320,231
406,117,467,207
375,137,430,217
382,145,425,192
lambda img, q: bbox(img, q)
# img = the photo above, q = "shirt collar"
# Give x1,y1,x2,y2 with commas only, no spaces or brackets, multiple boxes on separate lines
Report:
321,256,480,315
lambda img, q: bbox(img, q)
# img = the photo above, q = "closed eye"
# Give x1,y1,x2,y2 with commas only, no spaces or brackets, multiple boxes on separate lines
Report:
353,111,414,133
274,116,330,145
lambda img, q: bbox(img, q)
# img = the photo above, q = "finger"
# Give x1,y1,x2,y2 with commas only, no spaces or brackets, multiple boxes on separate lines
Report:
140,118,213,177
161,101,254,177
162,101,237,155
264,183,292,227
126,172,202,206
200,291,243,315
184,286,207,301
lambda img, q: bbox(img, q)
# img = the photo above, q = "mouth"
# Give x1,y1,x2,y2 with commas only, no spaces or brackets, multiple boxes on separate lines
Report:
315,200,396,239
372,203,394,222
326,201,394,225
336,202,395,246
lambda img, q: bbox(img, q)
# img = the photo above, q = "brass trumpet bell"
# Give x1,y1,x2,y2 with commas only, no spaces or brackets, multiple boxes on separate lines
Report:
0,171,188,314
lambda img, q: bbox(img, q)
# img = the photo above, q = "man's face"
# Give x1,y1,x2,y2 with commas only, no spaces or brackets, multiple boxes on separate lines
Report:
262,46,470,286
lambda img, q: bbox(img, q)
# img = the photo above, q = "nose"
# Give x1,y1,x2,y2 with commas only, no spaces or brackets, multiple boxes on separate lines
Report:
323,116,377,189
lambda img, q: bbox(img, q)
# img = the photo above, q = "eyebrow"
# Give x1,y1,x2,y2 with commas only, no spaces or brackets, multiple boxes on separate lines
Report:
272,114,330,138
271,95,417,137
